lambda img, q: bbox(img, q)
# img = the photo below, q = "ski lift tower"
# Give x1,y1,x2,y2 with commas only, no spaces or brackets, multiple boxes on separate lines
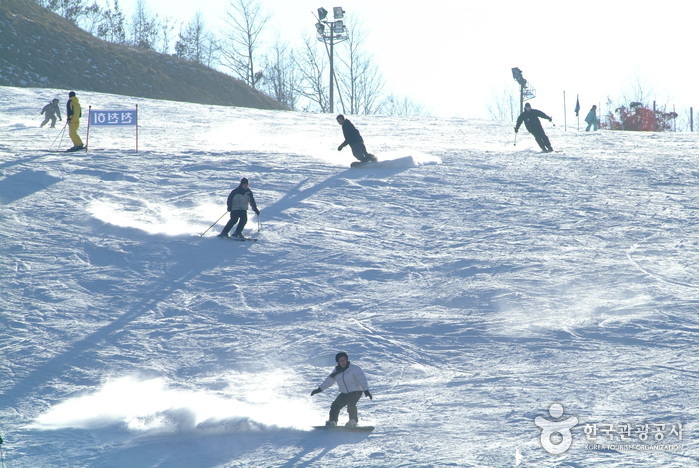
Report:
315,6,349,113
511,67,536,114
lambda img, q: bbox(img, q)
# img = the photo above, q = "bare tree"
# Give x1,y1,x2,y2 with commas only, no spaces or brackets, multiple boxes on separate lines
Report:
336,22,383,115
95,0,127,44
261,37,299,110
487,88,517,121
37,0,100,28
175,12,219,66
379,94,426,116
221,0,269,89
157,16,178,55
295,34,329,112
130,0,160,50
619,75,655,105
80,1,106,35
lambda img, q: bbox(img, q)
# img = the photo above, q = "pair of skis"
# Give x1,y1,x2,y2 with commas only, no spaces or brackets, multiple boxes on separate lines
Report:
200,213,261,239
220,235,258,242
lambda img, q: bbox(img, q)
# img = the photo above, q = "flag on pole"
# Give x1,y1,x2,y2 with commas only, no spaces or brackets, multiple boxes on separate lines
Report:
574,96,580,117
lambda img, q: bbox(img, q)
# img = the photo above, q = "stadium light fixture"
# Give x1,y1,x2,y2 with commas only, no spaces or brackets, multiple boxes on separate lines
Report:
314,6,349,113
511,67,536,113
511,67,526,87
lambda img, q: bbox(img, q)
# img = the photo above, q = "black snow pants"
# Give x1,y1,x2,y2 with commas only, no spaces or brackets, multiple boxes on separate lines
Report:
349,142,374,162
532,131,552,152
220,210,247,236
329,391,363,422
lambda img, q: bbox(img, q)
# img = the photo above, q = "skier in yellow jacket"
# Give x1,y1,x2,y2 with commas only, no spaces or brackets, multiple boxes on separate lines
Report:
66,91,84,152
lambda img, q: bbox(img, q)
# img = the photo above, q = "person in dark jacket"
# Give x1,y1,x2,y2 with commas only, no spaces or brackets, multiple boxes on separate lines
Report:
310,351,373,427
40,98,62,128
336,114,377,164
515,102,554,152
218,177,260,238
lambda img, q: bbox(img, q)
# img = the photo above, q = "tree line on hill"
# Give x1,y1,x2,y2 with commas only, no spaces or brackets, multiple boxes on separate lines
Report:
36,0,425,116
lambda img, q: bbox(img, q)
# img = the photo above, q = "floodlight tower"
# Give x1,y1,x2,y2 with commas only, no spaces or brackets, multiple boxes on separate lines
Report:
511,67,536,114
315,6,348,113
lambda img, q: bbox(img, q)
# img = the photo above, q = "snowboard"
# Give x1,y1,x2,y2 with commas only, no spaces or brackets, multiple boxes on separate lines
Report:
350,160,374,168
350,156,415,169
350,154,378,168
312,425,374,432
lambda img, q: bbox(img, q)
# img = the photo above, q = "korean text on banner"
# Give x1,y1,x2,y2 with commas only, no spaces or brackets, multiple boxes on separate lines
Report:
90,110,137,126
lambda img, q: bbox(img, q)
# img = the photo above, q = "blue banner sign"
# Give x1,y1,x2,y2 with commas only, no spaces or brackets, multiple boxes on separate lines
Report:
90,110,137,126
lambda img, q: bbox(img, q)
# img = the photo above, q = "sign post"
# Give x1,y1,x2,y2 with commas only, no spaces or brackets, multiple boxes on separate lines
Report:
86,105,139,151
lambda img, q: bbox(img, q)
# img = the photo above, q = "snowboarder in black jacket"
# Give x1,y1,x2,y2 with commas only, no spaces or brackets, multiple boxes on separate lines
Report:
515,103,554,152
218,177,260,238
337,114,377,163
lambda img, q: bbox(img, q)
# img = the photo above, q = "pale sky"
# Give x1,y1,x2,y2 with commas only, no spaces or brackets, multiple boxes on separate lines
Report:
119,0,699,121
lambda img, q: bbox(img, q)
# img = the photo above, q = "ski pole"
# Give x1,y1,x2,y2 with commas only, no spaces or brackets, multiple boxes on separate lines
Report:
49,122,67,151
57,122,67,150
200,211,228,237
514,131,518,146
257,213,261,232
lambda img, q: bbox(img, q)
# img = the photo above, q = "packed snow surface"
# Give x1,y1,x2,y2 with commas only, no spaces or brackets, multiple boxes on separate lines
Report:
1,86,698,467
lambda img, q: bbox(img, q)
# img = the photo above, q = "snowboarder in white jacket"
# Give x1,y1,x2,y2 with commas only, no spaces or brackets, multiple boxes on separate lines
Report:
310,351,373,427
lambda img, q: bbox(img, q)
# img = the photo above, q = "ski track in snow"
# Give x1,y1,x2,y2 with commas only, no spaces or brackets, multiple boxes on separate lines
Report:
1,86,698,467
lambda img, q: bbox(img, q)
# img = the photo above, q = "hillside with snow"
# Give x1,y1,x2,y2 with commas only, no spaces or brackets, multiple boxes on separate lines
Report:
1,86,698,467
0,0,283,110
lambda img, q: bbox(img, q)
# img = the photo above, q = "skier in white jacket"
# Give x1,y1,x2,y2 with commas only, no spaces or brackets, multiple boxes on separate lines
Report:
310,351,373,427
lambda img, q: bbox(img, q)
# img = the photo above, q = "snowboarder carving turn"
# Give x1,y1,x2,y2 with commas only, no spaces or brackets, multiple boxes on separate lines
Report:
514,102,554,152
217,177,260,239
310,351,373,427
336,114,377,166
